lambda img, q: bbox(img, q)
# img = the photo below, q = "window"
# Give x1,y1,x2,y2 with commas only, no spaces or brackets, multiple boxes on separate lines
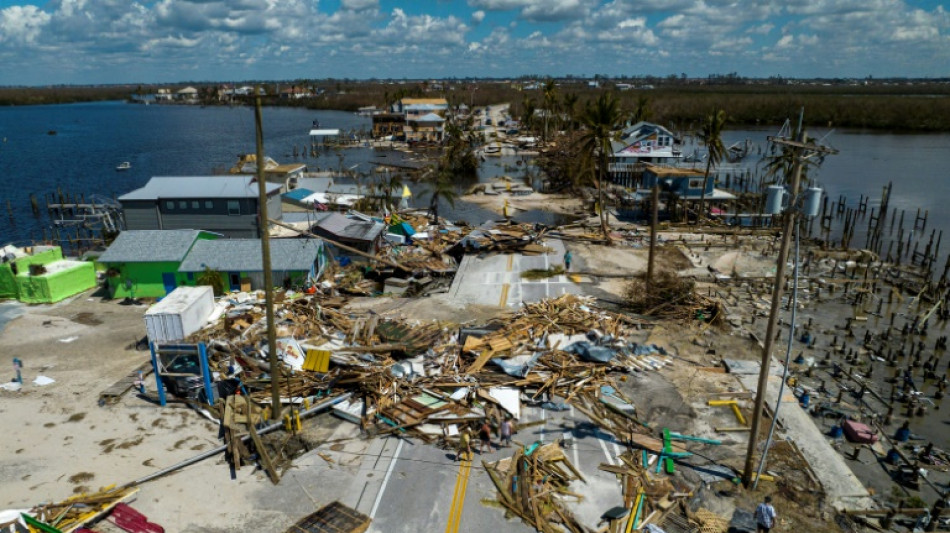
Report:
186,272,194,281
227,200,240,215
179,201,187,209
688,178,704,190
165,201,174,210
191,201,199,209
205,201,214,209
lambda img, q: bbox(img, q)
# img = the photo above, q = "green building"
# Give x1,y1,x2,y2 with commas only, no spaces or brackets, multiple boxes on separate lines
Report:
97,230,219,299
177,238,327,292
1,245,98,303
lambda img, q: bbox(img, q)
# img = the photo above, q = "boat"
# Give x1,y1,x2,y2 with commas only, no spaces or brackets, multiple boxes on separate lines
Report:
116,162,131,171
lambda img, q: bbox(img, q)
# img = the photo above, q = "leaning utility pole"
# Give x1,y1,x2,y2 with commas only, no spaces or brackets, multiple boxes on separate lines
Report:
647,184,659,284
254,90,282,419
742,117,837,486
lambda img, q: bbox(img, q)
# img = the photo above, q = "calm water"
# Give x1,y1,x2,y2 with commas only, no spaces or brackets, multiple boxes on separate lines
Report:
0,101,557,246
1,102,949,247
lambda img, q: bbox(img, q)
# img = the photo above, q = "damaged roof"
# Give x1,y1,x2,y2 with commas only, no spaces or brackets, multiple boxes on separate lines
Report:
311,212,384,242
178,238,323,273
98,230,212,263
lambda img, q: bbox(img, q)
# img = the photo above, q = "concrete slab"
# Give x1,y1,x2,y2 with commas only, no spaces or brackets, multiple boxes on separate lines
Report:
738,373,874,511
448,240,582,308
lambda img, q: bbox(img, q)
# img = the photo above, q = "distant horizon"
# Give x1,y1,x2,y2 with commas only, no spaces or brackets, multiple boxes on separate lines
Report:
4,74,950,90
1,1,947,86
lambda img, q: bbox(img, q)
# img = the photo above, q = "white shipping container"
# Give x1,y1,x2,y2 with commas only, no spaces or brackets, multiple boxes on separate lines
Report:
144,286,215,345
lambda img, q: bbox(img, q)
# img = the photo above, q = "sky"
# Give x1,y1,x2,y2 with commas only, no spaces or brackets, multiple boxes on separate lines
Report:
0,0,948,85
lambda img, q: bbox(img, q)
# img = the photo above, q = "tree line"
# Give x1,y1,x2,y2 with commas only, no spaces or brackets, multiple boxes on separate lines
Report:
3,81,949,132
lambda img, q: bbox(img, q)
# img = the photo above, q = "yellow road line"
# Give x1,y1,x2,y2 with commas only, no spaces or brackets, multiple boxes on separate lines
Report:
445,459,472,533
499,283,510,307
507,254,514,270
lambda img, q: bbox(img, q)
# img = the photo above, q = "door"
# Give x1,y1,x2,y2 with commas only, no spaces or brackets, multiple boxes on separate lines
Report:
229,273,241,292
162,273,177,295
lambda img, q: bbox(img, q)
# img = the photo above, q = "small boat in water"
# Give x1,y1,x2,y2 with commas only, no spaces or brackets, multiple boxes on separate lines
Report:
116,161,131,171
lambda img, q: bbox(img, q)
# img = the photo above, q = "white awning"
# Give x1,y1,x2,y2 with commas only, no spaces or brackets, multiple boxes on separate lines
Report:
309,129,341,136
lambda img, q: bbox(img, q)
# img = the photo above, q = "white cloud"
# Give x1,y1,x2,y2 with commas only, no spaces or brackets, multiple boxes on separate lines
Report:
468,0,593,22
341,0,379,11
0,5,51,45
0,0,947,83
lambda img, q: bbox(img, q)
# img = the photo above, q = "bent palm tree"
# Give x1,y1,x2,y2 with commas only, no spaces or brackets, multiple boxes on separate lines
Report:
579,92,623,242
698,109,726,224
428,169,459,225
562,92,579,134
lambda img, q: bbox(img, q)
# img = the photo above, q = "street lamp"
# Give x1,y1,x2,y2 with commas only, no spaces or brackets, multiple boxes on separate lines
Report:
742,121,838,487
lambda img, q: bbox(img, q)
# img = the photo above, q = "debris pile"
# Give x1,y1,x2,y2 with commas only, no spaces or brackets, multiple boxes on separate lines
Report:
177,293,678,461
483,442,587,533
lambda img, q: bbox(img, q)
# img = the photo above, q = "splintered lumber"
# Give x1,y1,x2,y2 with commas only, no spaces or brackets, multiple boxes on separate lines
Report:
629,433,687,456
98,361,153,405
27,485,139,533
284,501,371,533
247,395,281,484
484,443,586,533
465,349,496,375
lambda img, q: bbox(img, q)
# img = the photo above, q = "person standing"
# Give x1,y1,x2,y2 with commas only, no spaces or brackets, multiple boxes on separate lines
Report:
499,418,513,447
457,429,472,461
563,250,572,272
755,496,777,533
478,419,493,454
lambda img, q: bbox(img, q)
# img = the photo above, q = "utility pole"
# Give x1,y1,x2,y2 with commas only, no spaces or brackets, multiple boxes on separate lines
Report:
648,184,659,284
254,90,282,420
742,116,837,486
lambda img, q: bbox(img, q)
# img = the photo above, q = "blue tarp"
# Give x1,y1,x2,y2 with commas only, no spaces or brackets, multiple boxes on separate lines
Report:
490,352,542,377
564,341,616,363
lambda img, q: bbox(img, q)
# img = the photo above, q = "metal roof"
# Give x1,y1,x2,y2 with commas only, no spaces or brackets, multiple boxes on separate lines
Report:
98,230,208,263
311,212,384,242
282,188,316,202
119,176,281,201
178,238,323,273
412,112,445,122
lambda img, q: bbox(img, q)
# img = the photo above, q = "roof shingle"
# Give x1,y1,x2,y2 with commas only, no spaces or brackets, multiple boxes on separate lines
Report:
178,238,322,273
98,230,207,263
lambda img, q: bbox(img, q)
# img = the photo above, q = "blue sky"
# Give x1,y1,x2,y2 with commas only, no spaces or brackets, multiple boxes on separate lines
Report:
0,0,947,85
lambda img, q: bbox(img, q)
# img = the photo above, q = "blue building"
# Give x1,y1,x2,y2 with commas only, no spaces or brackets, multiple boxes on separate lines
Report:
641,164,734,201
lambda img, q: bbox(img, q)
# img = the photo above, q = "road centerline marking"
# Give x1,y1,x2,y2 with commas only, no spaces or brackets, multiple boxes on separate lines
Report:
445,459,472,533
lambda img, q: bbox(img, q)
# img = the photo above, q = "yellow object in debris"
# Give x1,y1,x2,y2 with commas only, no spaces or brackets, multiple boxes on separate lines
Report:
707,400,747,426
303,349,331,372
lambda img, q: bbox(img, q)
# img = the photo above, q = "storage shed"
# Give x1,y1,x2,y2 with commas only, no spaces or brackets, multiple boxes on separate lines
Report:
144,286,215,344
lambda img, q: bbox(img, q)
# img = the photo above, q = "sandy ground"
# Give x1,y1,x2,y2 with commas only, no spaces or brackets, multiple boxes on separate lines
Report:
460,191,582,216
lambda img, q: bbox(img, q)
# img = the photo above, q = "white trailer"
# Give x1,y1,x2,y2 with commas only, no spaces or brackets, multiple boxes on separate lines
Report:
144,286,215,345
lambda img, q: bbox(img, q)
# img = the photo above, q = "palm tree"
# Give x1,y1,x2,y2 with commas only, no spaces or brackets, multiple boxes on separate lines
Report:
579,92,623,241
562,92,579,134
542,80,560,142
697,109,726,224
631,95,650,124
521,96,537,135
427,169,459,225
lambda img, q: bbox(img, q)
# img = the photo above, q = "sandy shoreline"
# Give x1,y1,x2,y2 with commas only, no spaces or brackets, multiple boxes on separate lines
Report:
460,191,582,216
